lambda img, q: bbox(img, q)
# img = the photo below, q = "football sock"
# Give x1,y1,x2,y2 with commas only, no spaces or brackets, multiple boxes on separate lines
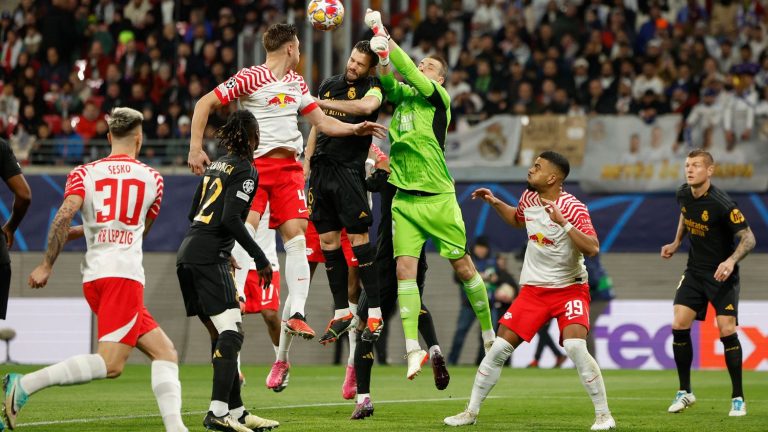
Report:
672,329,693,392
357,393,370,404
564,338,609,415
721,333,744,398
20,353,107,395
210,330,242,416
354,333,374,394
429,345,442,358
467,337,514,413
277,309,294,362
229,406,245,421
323,247,350,311
151,360,186,431
284,235,310,316
397,279,420,340
462,272,493,332
418,303,440,348
230,235,251,299
347,302,359,366
227,368,243,415
352,244,380,308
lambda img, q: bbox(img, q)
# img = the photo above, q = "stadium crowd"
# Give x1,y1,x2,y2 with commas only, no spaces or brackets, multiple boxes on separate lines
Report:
1,0,767,166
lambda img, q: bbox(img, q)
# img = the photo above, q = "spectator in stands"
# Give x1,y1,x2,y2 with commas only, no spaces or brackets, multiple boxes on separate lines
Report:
414,3,448,46
686,87,722,149
118,37,148,81
53,82,83,120
75,101,104,142
633,60,665,100
124,0,153,28
1,29,23,74
0,85,20,131
54,118,84,165
584,79,617,114
631,89,670,124
39,47,69,90
471,0,503,37
615,78,634,115
724,65,758,146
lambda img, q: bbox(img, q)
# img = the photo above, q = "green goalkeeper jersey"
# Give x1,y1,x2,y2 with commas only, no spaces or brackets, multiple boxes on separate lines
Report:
380,46,454,194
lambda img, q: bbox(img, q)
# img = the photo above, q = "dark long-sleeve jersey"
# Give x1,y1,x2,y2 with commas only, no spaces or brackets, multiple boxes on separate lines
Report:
177,154,268,269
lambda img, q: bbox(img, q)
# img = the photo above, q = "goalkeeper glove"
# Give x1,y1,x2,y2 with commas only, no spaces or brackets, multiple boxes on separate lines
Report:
370,35,390,66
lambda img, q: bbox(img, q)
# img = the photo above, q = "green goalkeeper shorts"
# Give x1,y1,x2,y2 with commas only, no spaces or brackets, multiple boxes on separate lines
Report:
391,190,468,259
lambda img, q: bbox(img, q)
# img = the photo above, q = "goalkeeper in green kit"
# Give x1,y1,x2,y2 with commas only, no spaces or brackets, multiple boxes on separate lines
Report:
365,9,496,380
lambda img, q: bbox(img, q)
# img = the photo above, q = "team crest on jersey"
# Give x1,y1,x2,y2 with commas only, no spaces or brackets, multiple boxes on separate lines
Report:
266,93,296,108
701,210,709,221
503,312,512,320
681,206,686,213
347,87,356,99
730,208,745,224
242,179,255,194
225,77,237,89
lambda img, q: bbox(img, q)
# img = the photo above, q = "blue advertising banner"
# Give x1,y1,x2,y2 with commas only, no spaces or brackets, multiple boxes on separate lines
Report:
1,176,766,253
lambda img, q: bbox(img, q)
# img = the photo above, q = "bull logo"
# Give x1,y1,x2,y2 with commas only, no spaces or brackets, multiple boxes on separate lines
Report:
266,93,297,108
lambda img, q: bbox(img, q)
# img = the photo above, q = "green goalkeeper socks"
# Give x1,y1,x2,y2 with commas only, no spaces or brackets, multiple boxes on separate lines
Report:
463,272,493,332
397,279,420,340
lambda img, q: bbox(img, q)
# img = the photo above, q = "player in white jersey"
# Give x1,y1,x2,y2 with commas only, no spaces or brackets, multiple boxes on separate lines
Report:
188,23,386,390
229,204,285,389
445,151,615,431
2,108,188,432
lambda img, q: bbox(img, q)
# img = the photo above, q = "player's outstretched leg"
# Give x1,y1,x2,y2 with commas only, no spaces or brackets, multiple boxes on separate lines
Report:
3,353,107,430
352,243,384,342
563,339,615,430
283,235,314,339
444,337,514,426
398,278,428,379
341,302,359,399
459,270,495,352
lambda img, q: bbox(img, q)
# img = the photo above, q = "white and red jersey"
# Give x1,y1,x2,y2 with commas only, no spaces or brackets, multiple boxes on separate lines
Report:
214,65,319,158
64,154,163,284
515,189,596,288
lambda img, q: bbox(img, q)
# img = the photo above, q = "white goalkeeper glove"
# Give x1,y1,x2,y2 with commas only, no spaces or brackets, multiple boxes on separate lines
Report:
370,35,390,66
364,8,390,38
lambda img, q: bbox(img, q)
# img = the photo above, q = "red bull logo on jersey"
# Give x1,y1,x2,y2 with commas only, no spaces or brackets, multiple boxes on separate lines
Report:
266,93,297,108
529,232,556,246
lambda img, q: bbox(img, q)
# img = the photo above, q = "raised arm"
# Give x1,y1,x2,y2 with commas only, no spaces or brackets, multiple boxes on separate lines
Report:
304,106,387,138
29,195,84,288
188,91,222,175
471,188,525,229
317,93,382,116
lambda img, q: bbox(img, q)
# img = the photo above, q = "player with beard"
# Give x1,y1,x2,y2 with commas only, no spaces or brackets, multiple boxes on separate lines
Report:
306,41,385,348
445,151,615,430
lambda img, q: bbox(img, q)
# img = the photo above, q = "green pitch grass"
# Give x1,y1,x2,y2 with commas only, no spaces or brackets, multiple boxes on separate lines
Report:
1,364,765,431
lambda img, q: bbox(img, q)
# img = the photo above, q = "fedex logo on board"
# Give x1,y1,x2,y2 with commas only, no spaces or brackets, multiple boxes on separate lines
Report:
591,301,768,370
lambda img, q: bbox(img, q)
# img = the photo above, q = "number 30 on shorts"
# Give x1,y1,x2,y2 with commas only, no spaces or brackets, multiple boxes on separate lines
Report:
565,299,584,320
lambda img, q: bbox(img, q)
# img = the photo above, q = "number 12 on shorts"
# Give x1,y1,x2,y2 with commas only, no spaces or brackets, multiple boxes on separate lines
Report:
565,299,584,320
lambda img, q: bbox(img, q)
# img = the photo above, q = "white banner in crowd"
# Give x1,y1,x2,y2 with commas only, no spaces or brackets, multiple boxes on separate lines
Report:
579,115,768,193
445,115,522,168
512,300,768,370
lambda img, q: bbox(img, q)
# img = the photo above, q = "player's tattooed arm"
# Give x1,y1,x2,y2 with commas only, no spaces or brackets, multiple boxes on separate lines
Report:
29,195,83,288
730,227,756,263
44,195,83,266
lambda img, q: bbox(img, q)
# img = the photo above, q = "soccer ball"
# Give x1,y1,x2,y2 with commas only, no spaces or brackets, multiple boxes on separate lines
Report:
307,0,345,31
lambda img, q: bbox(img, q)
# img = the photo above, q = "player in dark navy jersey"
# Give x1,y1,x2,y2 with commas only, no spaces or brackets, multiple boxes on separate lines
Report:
177,110,277,432
0,139,30,320
661,149,756,417
305,41,386,346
